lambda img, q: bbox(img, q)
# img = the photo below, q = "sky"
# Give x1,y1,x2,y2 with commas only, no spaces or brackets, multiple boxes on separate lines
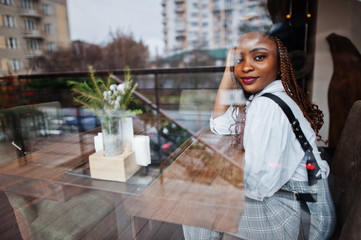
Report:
67,0,164,57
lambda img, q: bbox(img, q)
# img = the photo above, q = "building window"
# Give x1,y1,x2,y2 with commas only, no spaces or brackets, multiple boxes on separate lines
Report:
202,41,209,47
191,12,198,18
25,18,37,30
10,59,20,72
5,15,15,27
238,0,244,4
42,4,52,15
44,23,53,34
175,3,183,11
225,20,232,28
28,39,40,51
226,11,232,17
21,0,34,9
190,22,198,27
47,42,56,51
202,3,207,9
202,22,208,27
8,37,17,49
225,0,233,9
213,0,220,11
1,0,13,5
192,2,198,8
202,13,208,18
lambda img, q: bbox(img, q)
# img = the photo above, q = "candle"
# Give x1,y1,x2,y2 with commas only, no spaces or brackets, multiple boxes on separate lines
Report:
94,132,103,152
133,135,151,166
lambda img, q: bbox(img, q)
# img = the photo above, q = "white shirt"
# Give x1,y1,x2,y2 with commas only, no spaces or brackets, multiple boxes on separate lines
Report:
210,80,330,200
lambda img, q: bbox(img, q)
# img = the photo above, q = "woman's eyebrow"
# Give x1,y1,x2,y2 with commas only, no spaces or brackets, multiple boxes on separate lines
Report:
249,47,268,53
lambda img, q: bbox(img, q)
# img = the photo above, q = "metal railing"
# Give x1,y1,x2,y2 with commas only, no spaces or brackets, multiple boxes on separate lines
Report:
0,66,226,111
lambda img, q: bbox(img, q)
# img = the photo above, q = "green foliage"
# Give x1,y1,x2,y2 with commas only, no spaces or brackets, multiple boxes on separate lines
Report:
67,66,110,110
67,66,141,115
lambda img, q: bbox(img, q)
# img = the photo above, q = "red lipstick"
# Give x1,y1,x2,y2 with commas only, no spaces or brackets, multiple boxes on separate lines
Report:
242,77,258,84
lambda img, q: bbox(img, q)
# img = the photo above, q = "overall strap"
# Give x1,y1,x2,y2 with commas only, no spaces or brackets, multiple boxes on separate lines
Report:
262,93,321,186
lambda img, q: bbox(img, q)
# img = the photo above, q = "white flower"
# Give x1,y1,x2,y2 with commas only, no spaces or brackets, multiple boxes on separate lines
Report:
117,83,125,93
103,91,108,100
109,84,117,91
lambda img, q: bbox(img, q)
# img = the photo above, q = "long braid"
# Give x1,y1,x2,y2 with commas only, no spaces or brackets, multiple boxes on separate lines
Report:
275,37,325,141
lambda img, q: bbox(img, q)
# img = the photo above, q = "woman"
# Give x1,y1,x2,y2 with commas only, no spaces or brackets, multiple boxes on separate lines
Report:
183,32,335,240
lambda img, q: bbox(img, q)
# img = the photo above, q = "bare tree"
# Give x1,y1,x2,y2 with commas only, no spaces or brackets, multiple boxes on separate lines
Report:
40,30,149,72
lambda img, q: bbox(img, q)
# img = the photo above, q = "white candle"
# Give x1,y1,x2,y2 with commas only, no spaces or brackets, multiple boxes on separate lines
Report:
94,132,103,152
133,135,151,166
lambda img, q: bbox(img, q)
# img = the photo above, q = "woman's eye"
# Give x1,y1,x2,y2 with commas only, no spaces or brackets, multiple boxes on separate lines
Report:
235,58,243,64
254,55,266,61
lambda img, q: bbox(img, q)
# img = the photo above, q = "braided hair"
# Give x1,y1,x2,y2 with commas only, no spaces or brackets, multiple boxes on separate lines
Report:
274,37,325,140
230,32,325,146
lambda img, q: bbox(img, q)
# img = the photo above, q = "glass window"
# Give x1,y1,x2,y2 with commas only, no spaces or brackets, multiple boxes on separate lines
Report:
1,0,13,5
213,0,220,11
5,15,15,27
202,22,208,27
47,42,56,51
225,0,233,9
202,40,209,47
42,4,52,15
44,23,53,34
21,0,34,9
25,18,37,30
225,20,232,28
28,39,40,50
226,11,232,17
8,37,17,49
191,12,198,18
190,22,198,27
10,59,20,72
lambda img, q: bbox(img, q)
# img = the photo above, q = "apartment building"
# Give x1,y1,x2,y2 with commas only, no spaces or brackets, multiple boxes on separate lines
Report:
0,0,70,76
162,0,272,56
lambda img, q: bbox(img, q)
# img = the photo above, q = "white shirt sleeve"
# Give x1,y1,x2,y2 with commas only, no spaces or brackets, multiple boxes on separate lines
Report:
209,106,236,135
243,97,303,200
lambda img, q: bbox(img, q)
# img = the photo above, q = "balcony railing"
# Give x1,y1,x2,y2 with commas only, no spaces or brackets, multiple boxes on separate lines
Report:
0,66,225,113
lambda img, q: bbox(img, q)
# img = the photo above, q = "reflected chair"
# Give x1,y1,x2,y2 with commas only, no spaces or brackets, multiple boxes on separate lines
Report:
179,89,217,132
329,100,361,239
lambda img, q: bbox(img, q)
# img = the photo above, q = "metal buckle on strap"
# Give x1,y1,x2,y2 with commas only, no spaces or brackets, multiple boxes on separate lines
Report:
277,189,317,202
297,193,317,202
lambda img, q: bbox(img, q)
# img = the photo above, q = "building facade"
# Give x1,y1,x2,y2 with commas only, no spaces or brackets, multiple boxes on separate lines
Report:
162,0,272,57
0,0,70,76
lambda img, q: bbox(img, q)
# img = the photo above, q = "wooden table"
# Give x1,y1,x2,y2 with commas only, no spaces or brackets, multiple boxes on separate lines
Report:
0,113,245,238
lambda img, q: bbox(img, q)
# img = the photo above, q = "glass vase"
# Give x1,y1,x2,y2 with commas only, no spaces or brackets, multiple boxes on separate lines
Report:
100,114,124,157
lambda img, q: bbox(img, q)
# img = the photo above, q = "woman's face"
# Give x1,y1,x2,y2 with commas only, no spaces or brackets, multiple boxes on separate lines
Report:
233,33,279,94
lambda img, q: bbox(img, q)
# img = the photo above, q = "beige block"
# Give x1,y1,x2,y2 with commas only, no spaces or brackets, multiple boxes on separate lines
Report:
89,150,141,182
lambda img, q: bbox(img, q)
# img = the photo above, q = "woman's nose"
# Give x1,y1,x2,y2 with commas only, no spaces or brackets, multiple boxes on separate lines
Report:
242,61,254,72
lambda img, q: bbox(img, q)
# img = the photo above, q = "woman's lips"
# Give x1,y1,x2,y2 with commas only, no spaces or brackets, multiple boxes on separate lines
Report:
241,77,258,84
